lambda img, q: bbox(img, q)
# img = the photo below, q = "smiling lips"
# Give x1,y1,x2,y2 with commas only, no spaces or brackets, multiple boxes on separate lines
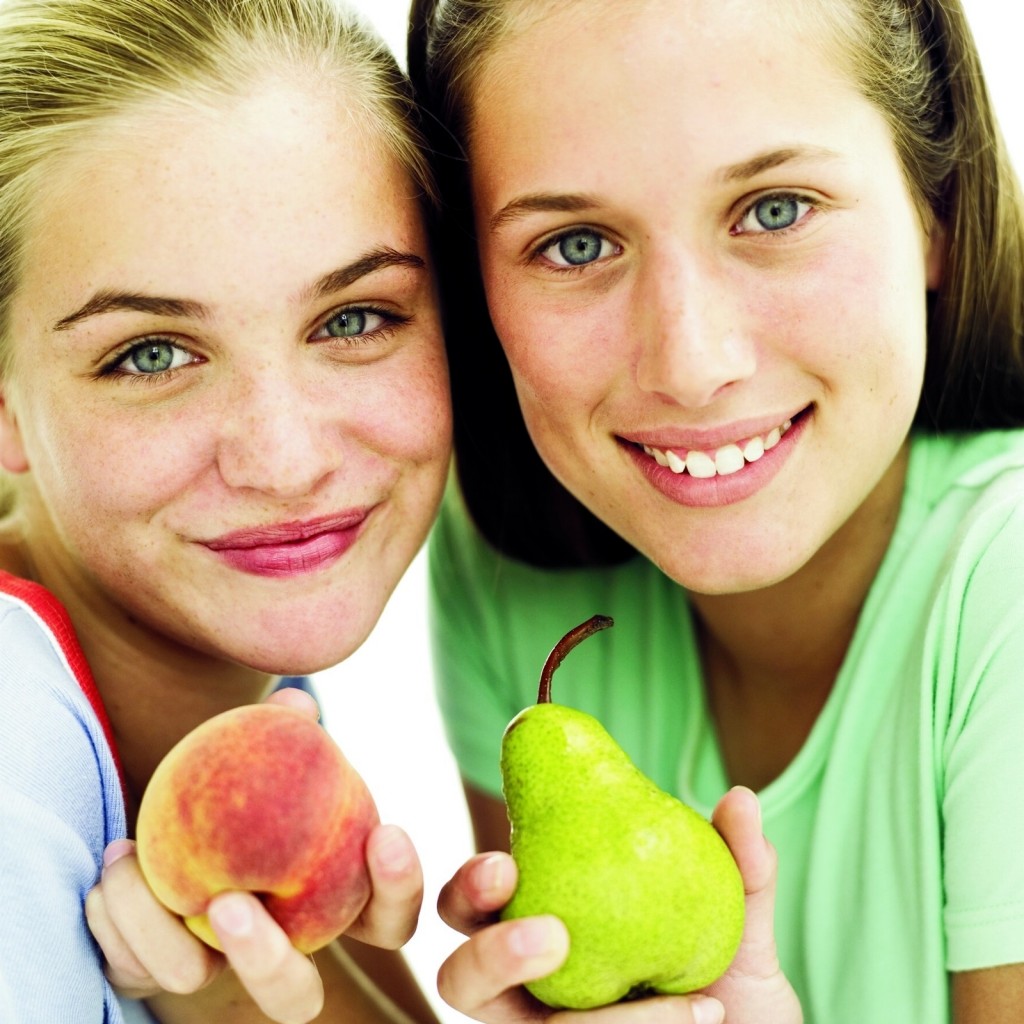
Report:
203,511,369,578
641,418,793,478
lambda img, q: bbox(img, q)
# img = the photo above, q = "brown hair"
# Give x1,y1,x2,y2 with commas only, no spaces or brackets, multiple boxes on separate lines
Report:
410,0,1024,567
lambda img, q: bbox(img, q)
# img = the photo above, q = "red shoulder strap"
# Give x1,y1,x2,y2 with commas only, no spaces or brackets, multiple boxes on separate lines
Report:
0,570,126,792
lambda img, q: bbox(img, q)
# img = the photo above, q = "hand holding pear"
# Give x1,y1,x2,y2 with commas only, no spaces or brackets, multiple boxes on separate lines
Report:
500,615,745,1010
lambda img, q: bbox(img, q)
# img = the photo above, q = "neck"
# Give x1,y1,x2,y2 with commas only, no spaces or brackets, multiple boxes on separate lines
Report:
84,618,277,829
689,443,908,789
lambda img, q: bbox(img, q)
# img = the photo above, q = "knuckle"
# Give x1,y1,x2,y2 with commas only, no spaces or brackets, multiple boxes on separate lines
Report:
158,952,219,995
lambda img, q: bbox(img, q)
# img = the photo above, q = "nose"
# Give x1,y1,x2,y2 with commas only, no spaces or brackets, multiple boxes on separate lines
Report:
215,364,338,498
635,250,757,407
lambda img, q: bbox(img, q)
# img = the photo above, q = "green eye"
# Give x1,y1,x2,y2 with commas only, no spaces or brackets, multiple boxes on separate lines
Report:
324,310,370,338
134,343,174,372
557,231,604,266
115,340,194,375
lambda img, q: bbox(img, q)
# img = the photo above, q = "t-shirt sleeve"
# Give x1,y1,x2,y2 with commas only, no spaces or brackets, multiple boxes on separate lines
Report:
939,498,1024,970
427,485,522,797
0,636,120,1022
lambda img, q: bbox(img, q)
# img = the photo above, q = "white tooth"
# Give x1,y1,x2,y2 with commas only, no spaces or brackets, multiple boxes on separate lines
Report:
782,418,792,432
686,450,717,478
764,427,782,450
714,444,745,475
743,436,765,462
653,447,671,468
665,450,686,473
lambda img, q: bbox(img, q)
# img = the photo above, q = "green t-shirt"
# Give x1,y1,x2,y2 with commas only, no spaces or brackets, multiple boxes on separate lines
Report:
427,430,1024,1023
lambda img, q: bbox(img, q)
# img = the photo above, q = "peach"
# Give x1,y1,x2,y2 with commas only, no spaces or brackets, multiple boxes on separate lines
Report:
136,703,379,953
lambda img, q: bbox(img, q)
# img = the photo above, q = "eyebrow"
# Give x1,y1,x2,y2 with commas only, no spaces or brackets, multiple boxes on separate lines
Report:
52,293,205,331
716,145,842,183
488,146,843,233
304,247,426,301
51,246,427,332
489,192,602,233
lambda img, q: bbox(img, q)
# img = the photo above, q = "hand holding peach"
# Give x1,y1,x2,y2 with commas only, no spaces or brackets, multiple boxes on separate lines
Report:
136,702,379,954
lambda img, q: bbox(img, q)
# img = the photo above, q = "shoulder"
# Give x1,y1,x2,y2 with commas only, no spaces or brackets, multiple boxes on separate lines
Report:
429,478,656,612
910,429,1024,519
427,477,689,707
0,576,127,1022
898,431,1024,601
0,573,125,849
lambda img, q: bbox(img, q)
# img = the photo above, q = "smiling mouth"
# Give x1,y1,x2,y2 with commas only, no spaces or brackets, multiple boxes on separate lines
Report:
639,417,794,478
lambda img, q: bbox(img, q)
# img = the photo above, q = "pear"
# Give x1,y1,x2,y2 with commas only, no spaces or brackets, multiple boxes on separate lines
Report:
500,615,745,1010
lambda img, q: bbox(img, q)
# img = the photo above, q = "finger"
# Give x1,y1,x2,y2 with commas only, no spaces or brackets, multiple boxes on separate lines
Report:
711,786,782,975
712,787,773,894
264,686,320,720
85,862,160,999
345,824,424,948
437,852,518,936
209,891,325,1024
436,915,568,1022
97,840,223,995
555,994,726,1024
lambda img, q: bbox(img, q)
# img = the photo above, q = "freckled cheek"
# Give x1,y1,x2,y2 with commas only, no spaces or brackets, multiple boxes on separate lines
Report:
743,247,919,372
50,418,211,522
349,351,452,466
489,282,622,417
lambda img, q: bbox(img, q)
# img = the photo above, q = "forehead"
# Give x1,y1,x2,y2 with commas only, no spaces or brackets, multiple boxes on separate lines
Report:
28,70,423,235
467,0,856,132
12,78,427,325
466,0,866,188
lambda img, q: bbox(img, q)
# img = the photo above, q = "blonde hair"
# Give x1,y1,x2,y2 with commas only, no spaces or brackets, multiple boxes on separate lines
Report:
0,0,435,515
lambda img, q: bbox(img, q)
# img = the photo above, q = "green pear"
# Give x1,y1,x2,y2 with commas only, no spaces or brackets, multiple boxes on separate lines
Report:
500,615,745,1010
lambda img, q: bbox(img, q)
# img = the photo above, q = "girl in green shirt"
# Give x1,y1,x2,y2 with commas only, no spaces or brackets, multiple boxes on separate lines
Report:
410,0,1024,1021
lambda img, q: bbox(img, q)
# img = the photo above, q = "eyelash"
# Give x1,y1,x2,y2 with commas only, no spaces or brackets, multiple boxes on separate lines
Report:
95,335,197,384
311,305,411,347
94,305,411,383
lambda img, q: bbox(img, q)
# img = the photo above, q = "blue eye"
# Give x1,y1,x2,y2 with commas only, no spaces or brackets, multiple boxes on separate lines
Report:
737,194,811,234
541,229,616,268
115,339,194,375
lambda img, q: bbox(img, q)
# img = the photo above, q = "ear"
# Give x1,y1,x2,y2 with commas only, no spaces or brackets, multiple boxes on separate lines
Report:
0,387,30,473
924,218,947,291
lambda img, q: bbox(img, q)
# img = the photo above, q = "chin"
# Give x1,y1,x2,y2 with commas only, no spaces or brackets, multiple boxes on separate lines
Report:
241,628,375,677
187,611,378,678
634,534,805,596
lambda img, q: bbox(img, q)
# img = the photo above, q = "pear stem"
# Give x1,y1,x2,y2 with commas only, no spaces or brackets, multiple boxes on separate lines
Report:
537,615,614,704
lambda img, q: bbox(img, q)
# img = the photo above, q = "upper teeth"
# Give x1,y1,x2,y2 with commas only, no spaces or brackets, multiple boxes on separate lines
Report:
643,419,792,477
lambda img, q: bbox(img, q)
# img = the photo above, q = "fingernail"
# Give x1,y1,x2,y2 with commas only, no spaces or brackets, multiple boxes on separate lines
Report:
691,996,725,1024
472,853,509,895
508,916,563,959
210,893,253,937
103,839,135,868
733,784,763,830
373,824,414,874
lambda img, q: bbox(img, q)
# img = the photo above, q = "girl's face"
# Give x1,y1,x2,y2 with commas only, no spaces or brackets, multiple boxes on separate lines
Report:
0,78,451,673
469,0,943,593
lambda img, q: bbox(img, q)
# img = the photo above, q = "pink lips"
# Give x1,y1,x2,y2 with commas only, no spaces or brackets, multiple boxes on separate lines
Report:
625,409,807,508
202,510,369,577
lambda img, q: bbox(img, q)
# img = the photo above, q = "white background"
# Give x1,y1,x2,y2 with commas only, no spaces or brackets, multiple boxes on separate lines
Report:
318,4,1024,1023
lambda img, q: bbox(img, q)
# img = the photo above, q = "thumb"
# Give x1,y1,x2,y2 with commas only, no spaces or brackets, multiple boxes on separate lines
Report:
711,786,781,976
